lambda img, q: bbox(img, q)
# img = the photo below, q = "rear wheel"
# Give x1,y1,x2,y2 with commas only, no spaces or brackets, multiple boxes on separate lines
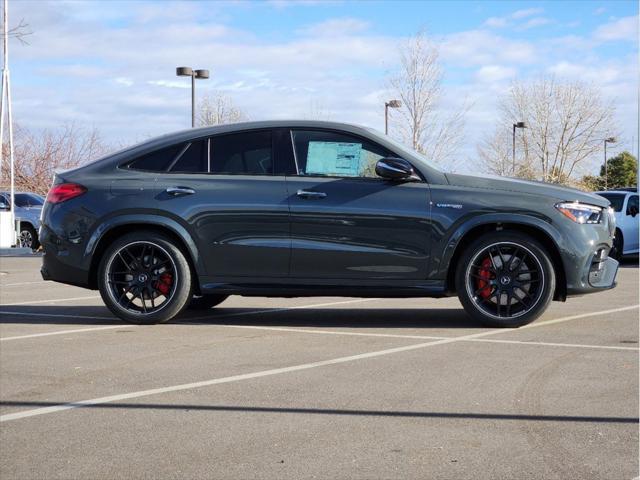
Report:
188,294,229,310
98,232,193,324
19,223,39,250
455,232,555,328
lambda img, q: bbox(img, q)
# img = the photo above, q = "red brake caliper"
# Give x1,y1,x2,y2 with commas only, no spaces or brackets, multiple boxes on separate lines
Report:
476,257,493,298
156,273,173,295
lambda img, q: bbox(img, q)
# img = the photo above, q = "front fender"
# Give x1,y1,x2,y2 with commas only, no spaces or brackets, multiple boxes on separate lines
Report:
84,213,205,276
431,213,562,280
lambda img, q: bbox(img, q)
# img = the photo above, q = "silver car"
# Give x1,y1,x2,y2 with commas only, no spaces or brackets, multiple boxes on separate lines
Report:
0,191,44,249
596,188,639,259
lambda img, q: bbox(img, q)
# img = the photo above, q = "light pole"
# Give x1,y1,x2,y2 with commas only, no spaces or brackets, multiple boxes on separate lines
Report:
176,67,209,128
384,99,401,135
512,121,526,175
603,137,616,190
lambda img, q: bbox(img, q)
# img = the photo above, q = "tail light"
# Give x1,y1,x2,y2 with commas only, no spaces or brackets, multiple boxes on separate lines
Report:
46,183,87,204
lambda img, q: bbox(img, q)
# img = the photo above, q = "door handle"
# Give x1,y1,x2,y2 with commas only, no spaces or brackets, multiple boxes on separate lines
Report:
296,189,327,199
166,186,195,196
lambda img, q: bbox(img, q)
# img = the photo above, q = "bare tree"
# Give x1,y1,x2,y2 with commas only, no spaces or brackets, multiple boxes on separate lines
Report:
386,31,467,167
480,77,616,184
0,124,108,195
1,17,32,45
198,92,247,126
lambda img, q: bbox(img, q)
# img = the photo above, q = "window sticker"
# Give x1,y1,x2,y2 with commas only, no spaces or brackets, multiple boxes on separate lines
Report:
306,141,361,177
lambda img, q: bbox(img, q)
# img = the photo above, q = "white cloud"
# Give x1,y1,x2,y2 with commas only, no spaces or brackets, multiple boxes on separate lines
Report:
475,65,517,83
441,30,536,65
511,8,544,20
520,17,552,29
484,17,508,28
594,15,638,42
115,77,134,87
593,7,607,16
298,17,370,37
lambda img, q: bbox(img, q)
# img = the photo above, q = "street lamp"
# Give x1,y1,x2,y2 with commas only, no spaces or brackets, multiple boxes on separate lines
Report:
384,99,401,135
176,66,210,128
603,136,617,190
512,121,526,175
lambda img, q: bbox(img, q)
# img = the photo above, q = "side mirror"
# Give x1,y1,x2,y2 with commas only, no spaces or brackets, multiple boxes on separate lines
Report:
0,201,8,211
375,157,419,181
627,205,638,217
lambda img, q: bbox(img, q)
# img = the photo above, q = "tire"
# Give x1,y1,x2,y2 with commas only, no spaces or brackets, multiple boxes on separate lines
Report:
19,223,39,250
188,294,229,310
98,231,193,324
610,229,623,260
455,231,556,328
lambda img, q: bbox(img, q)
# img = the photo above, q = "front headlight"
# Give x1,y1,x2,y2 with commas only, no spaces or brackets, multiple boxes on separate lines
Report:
555,202,603,224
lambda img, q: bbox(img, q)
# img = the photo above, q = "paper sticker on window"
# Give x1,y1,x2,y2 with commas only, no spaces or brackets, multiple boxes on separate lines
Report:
306,142,361,177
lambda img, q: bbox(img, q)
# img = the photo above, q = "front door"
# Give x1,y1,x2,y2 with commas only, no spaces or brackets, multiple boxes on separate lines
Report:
285,129,431,280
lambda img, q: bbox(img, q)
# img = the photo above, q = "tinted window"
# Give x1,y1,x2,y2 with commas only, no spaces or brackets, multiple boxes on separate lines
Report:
128,144,183,171
598,193,625,212
170,141,207,173
291,130,391,178
14,194,36,207
25,194,44,206
627,195,638,215
211,131,272,175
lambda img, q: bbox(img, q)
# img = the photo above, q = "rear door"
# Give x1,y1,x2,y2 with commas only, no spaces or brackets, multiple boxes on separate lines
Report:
284,128,431,281
154,129,290,278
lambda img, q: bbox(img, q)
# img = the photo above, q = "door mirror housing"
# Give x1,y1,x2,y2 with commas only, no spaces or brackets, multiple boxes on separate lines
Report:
375,157,419,181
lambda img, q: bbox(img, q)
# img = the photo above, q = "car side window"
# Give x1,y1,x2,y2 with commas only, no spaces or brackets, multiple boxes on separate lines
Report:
210,130,273,175
14,194,30,207
169,140,207,173
127,144,184,172
626,195,638,216
291,130,392,179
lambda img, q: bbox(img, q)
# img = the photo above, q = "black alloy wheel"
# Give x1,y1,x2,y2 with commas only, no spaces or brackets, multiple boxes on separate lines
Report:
456,232,555,327
98,232,192,324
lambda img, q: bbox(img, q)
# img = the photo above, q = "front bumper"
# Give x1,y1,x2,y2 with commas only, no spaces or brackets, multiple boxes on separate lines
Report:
565,246,619,296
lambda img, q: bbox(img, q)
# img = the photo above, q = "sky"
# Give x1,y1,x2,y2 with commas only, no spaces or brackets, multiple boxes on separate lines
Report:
5,0,639,174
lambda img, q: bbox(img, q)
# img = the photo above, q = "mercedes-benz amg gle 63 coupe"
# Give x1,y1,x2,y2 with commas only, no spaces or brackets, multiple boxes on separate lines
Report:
40,121,618,327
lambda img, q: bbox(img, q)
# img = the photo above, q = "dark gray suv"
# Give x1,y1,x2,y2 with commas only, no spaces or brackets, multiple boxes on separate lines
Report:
40,120,618,327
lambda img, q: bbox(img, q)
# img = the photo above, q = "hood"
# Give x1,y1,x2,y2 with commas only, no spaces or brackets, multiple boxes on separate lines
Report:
445,173,608,208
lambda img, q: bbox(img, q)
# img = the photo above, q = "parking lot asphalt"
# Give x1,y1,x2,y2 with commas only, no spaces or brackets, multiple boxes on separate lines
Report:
0,257,638,479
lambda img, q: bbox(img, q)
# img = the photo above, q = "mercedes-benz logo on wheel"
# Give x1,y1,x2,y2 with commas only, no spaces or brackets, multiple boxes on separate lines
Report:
500,275,511,286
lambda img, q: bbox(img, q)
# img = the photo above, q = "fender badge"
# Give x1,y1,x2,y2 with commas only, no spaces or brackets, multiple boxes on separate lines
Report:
436,203,463,209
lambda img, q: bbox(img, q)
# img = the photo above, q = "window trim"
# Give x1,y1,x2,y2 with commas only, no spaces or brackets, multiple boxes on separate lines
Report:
288,127,425,182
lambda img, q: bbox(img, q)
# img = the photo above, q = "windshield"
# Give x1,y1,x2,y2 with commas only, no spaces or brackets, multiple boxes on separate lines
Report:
597,193,625,212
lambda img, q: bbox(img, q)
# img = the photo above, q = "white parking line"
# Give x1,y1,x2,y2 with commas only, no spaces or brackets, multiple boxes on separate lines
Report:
2,304,637,423
1,281,50,287
0,298,375,341
1,295,101,306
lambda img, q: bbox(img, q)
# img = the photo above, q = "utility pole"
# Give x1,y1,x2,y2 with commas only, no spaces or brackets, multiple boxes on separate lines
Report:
0,0,16,246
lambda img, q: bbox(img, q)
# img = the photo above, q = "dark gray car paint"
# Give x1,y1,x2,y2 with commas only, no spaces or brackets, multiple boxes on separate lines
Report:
40,120,617,299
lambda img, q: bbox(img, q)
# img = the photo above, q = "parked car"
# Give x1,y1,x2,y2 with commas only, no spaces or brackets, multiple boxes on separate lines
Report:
595,188,639,259
40,120,618,327
0,191,44,250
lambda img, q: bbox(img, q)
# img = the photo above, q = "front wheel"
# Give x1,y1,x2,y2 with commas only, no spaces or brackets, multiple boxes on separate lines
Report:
455,232,555,328
98,232,193,324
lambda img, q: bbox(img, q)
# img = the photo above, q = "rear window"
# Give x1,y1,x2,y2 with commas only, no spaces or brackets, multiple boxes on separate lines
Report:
598,193,625,212
211,131,272,175
127,145,183,172
169,141,207,173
